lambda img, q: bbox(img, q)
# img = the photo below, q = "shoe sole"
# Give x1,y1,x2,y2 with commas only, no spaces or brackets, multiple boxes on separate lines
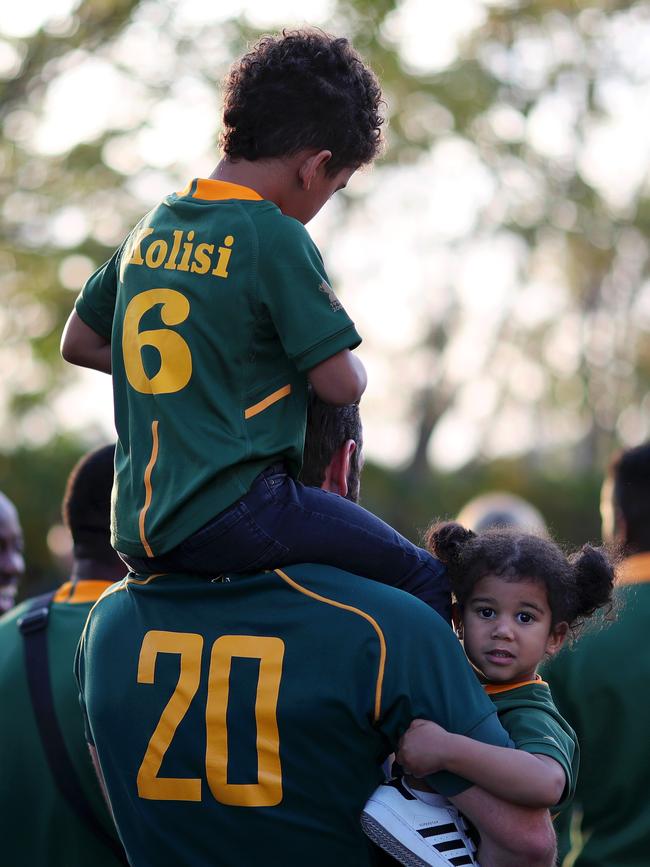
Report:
361,811,451,867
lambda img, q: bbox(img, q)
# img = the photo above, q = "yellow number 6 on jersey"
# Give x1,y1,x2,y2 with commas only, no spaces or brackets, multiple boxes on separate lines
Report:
122,288,192,394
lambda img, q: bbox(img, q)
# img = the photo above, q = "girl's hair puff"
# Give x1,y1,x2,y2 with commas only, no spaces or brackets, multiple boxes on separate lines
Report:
426,521,616,640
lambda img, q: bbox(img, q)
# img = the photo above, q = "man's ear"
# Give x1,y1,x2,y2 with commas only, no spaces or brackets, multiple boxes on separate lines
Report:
298,149,332,190
452,603,463,638
322,440,356,496
545,622,569,658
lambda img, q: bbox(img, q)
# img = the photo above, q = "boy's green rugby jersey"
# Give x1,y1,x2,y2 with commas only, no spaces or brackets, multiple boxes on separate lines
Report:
75,179,361,557
76,564,510,867
486,677,579,810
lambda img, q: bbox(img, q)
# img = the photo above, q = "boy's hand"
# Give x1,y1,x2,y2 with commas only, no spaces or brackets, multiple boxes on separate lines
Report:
396,719,451,778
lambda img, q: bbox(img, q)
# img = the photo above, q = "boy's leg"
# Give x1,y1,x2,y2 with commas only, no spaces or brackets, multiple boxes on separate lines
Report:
123,465,451,622
234,466,451,621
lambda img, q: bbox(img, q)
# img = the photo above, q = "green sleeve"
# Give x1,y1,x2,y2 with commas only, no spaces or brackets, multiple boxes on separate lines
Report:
74,245,123,341
256,216,361,371
498,703,578,809
378,601,511,797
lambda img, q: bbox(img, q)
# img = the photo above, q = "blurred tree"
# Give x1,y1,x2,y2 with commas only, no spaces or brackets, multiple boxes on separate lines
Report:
1,0,648,588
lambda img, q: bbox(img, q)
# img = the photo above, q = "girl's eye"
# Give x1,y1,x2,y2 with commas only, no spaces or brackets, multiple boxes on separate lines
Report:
477,607,495,619
517,612,534,624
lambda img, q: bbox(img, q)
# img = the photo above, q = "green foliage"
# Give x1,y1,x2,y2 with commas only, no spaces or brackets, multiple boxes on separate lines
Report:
361,457,603,551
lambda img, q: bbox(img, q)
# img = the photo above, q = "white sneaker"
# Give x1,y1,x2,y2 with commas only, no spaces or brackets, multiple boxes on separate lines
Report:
361,778,479,867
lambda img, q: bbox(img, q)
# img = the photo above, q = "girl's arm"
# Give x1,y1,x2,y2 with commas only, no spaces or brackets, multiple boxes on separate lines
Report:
397,718,566,809
61,310,112,374
308,349,366,405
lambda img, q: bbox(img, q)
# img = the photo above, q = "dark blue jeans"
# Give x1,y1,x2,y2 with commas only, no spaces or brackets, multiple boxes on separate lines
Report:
121,464,451,622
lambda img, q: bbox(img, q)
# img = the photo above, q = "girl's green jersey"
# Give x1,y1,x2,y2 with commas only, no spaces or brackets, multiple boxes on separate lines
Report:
486,677,579,810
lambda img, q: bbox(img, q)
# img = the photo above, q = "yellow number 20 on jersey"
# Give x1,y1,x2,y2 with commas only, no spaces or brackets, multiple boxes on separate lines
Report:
136,630,284,808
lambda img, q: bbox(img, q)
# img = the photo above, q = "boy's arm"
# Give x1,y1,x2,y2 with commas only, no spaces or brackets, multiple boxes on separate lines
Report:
398,718,566,808
308,348,366,405
61,310,112,374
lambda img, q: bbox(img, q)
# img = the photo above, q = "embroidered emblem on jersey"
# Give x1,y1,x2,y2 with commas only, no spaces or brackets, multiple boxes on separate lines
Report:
319,280,342,311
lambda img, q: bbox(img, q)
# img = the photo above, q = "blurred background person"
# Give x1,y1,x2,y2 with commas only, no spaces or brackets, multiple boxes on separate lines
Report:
0,490,25,614
456,491,548,535
543,442,650,867
0,445,127,867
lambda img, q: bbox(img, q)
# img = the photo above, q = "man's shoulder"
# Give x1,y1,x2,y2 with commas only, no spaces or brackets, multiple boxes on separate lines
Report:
276,563,450,635
81,578,130,626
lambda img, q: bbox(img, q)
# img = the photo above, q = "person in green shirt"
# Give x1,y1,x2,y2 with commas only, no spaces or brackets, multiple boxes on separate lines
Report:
543,442,650,867
59,29,451,619
364,521,615,866
0,445,127,867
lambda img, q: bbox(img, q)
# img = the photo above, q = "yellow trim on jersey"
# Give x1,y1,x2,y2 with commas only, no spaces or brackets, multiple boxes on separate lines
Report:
52,580,116,604
244,385,292,420
484,675,545,696
176,180,194,197
78,577,130,648
273,568,387,723
79,573,169,650
139,420,160,557
617,553,650,586
191,179,263,202
126,572,168,586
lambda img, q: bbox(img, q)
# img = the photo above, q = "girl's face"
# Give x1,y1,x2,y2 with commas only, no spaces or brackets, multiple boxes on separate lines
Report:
459,574,567,684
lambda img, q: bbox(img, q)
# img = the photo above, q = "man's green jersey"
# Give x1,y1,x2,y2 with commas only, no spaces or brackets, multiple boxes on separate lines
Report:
543,553,650,866
76,564,510,867
485,677,579,810
0,580,123,867
75,179,361,558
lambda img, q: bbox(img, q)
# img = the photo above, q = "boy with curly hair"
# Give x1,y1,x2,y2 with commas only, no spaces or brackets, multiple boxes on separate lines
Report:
61,30,449,615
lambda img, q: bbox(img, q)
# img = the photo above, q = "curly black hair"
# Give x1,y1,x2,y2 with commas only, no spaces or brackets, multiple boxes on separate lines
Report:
220,29,384,173
426,521,616,641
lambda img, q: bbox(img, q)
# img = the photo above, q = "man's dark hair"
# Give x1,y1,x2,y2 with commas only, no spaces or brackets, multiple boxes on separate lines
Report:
301,392,362,502
221,29,384,174
609,442,650,553
62,444,116,564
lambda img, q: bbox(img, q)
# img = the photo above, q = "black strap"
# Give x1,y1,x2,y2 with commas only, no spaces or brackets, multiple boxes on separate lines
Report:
18,591,129,865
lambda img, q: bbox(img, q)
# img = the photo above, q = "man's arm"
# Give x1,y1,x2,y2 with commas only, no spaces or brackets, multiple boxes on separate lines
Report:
61,310,112,374
308,348,366,405
451,785,556,867
398,718,566,807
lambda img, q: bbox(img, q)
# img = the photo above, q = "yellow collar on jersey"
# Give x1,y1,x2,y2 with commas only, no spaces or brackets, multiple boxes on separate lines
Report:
177,178,263,202
52,579,116,604
484,674,545,696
